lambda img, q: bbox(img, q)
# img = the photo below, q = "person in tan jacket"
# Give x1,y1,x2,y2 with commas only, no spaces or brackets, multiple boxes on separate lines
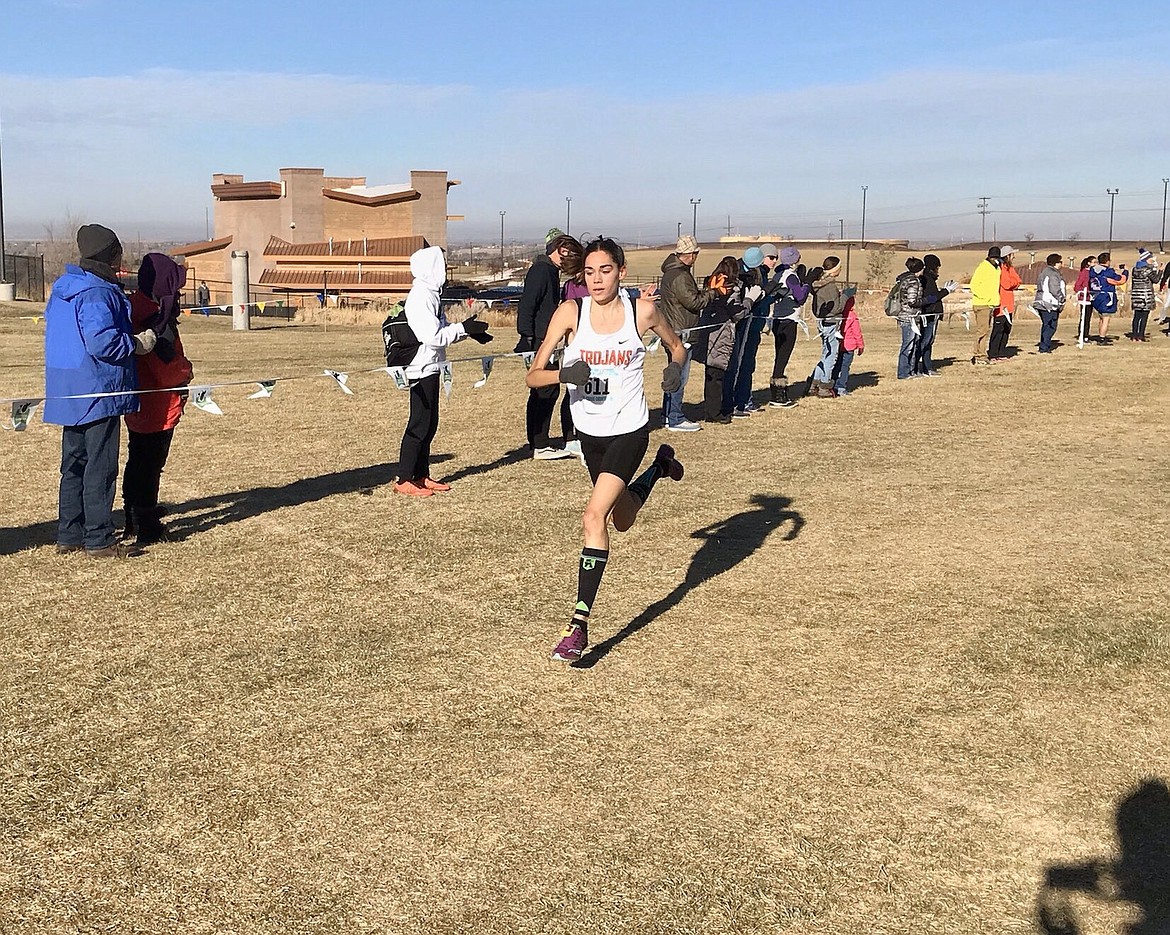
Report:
968,246,1002,365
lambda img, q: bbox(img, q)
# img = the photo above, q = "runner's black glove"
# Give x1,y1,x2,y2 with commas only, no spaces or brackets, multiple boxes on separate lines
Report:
559,359,591,384
662,361,683,393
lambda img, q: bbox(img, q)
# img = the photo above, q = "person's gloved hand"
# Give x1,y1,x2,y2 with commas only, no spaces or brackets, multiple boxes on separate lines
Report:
744,284,764,304
133,329,157,356
461,315,493,344
662,360,683,393
514,334,534,353
943,279,959,293
559,359,591,384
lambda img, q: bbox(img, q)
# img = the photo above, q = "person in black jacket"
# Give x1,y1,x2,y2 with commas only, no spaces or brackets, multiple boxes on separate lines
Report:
914,254,956,375
516,234,582,459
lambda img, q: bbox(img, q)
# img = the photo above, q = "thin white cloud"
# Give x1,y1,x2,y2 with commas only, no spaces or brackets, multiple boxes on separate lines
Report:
2,62,1167,241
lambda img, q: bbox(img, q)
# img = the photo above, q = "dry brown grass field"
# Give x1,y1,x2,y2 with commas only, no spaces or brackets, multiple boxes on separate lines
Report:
2,296,1169,934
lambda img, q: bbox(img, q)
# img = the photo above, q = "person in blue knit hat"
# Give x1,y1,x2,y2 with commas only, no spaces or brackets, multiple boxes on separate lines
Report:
722,247,766,417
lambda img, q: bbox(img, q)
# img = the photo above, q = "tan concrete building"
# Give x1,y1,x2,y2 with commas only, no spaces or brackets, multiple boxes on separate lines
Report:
172,166,459,302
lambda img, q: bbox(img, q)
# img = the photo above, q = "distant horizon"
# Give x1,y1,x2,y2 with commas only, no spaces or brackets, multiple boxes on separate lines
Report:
2,1,1167,254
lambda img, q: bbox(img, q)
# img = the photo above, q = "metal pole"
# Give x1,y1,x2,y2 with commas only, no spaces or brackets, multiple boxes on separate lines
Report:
1106,188,1119,251
0,115,7,284
690,198,701,239
978,196,989,243
860,186,868,248
566,197,571,233
499,211,506,272
1161,178,1168,252
677,221,681,241
838,218,844,241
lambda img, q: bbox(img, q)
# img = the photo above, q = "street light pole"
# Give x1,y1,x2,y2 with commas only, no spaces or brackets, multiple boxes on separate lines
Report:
1106,188,1119,252
677,221,682,241
0,116,7,284
566,197,571,234
838,218,844,242
1161,178,1168,252
860,186,868,248
690,198,701,239
499,211,506,273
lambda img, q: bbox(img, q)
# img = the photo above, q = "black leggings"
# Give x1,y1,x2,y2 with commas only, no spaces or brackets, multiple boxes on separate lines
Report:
989,316,1012,358
399,373,440,482
771,320,797,381
122,428,174,511
1133,308,1151,336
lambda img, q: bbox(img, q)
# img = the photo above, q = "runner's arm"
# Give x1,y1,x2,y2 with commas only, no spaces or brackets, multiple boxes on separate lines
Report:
525,300,577,388
639,298,687,364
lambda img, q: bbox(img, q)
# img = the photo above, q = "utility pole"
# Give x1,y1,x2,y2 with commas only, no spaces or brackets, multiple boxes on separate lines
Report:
838,218,844,242
690,198,701,239
1160,178,1168,252
499,211,506,273
0,114,7,286
726,215,731,238
677,221,682,241
565,197,571,234
1106,188,1119,251
860,185,868,248
978,196,990,243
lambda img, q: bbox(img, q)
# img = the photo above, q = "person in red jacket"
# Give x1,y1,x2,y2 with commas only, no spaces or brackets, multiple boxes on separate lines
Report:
989,245,1022,361
122,253,193,543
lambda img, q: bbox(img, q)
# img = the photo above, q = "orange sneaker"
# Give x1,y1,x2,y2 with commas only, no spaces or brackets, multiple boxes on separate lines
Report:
394,480,434,498
421,477,451,492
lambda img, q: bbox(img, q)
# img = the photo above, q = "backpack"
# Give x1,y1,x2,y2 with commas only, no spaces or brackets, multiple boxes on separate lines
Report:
884,282,901,316
381,303,420,367
1088,267,1115,312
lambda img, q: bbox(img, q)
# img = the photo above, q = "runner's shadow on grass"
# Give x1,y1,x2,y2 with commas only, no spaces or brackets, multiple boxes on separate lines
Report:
1035,777,1170,935
573,493,804,669
162,456,451,541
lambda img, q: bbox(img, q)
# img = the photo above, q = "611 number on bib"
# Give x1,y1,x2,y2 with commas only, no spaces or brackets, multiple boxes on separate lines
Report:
583,376,610,399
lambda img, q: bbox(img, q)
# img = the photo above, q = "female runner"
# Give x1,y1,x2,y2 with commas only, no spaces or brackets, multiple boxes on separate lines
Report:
526,237,688,662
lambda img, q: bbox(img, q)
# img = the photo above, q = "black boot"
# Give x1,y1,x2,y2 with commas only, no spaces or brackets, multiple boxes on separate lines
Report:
769,379,796,408
122,503,136,541
134,507,170,546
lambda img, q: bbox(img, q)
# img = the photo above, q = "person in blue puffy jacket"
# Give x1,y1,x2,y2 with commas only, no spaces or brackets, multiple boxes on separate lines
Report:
43,224,157,557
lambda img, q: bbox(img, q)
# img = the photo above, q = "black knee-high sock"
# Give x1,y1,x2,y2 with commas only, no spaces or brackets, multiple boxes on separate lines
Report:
627,461,664,506
573,547,609,626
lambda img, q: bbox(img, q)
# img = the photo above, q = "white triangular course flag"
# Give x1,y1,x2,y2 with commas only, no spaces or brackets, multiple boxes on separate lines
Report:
191,386,223,415
473,357,494,388
324,370,354,395
218,305,228,313
11,398,42,431
910,318,922,337
440,362,453,400
520,351,536,368
248,380,277,399
645,335,662,354
385,367,410,390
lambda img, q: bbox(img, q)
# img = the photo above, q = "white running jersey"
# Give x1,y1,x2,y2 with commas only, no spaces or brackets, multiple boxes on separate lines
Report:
564,294,649,437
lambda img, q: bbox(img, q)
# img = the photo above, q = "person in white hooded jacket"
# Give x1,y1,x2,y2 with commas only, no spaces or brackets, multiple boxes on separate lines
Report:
396,246,492,497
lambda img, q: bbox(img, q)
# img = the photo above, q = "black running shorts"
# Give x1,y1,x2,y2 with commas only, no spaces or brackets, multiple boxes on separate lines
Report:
577,426,650,485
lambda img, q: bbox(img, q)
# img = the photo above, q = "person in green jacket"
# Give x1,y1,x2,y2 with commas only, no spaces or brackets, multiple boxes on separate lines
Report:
657,235,718,432
968,246,1001,365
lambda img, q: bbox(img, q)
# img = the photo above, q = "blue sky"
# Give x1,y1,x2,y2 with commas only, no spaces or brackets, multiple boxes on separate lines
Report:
2,0,1169,245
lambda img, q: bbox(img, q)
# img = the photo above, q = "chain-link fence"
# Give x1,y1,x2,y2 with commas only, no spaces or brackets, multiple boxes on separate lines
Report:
6,254,46,302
